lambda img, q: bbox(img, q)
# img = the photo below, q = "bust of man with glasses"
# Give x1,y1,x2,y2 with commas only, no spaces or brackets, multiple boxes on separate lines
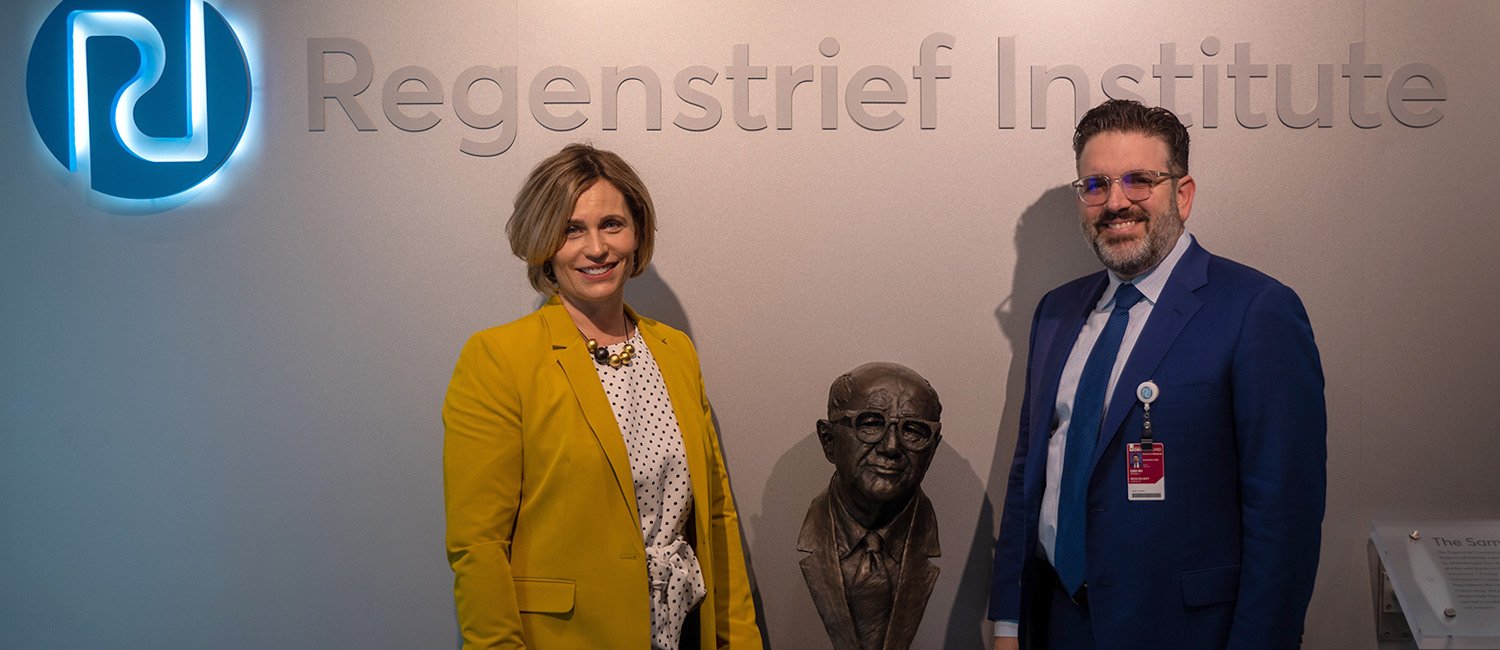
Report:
799,361,942,650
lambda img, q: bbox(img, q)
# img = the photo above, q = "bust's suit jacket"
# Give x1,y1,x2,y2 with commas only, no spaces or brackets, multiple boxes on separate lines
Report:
797,486,940,650
988,239,1327,649
443,297,762,649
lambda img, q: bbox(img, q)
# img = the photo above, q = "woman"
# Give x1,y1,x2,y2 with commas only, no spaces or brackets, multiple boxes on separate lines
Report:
443,144,763,649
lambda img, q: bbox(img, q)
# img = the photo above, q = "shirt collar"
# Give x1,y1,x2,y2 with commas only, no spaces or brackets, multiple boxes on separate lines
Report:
829,482,915,564
1096,230,1193,311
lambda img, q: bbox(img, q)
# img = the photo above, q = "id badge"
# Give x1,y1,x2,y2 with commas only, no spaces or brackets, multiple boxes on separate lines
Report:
1125,442,1165,501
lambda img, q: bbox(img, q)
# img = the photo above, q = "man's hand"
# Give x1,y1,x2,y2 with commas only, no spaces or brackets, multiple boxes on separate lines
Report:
993,637,1020,650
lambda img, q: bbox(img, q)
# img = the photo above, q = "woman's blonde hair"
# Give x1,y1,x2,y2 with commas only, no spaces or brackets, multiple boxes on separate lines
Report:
506,143,657,294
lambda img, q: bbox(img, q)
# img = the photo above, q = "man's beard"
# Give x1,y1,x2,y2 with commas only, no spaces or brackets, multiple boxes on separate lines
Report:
1085,200,1183,278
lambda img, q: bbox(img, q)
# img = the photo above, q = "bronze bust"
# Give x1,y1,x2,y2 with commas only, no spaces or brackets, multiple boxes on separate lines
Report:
798,362,943,650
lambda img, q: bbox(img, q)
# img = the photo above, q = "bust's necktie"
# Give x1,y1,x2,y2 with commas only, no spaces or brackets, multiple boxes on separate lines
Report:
846,532,892,650
1054,283,1144,594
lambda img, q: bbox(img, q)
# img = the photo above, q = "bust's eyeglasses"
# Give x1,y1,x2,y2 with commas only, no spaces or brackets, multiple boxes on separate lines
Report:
832,410,941,452
1070,170,1180,206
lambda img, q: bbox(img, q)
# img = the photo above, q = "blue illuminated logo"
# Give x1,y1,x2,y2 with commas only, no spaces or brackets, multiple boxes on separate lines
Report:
26,0,251,201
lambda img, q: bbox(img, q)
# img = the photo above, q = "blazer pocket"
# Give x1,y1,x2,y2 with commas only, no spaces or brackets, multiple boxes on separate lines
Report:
1180,564,1239,607
514,577,576,614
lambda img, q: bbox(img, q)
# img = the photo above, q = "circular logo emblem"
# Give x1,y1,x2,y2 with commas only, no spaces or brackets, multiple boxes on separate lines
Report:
1136,380,1159,404
26,0,251,201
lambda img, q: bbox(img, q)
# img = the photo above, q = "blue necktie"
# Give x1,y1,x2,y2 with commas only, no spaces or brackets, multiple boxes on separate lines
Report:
1054,283,1144,594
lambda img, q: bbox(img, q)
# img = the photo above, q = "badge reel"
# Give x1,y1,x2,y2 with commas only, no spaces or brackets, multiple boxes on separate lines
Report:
1136,381,1158,451
1126,381,1165,501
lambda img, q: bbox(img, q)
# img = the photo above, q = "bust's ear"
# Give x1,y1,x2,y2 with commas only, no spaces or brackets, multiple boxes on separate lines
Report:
816,420,836,462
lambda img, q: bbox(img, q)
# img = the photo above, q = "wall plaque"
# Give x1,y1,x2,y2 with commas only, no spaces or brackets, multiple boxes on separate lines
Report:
1370,520,1500,649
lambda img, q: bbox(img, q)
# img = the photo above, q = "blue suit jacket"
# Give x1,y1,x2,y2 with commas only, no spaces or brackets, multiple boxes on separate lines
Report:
989,239,1327,649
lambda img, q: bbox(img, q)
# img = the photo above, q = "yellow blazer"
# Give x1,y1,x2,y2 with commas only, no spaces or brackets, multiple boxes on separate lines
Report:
443,297,763,649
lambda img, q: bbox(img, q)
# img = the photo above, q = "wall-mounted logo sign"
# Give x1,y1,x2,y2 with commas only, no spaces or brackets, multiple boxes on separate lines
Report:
26,0,251,201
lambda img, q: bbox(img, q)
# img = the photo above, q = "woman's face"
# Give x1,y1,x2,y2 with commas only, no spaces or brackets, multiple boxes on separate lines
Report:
549,180,637,309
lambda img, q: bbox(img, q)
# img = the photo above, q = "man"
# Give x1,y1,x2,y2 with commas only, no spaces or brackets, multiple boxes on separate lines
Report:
800,362,944,650
988,99,1326,649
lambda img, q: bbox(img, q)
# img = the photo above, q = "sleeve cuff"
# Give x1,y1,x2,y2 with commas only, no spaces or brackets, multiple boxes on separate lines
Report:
993,620,1019,637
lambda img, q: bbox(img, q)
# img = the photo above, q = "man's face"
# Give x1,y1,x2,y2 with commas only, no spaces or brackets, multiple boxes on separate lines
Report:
1076,131,1195,279
819,373,941,506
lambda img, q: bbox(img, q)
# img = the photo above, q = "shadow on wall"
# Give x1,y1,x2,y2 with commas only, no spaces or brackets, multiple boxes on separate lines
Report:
752,432,988,649
980,185,1102,613
940,483,996,649
627,266,694,339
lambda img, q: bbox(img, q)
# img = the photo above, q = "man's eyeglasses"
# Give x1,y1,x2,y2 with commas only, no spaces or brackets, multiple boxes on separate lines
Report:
832,410,941,452
1070,170,1180,206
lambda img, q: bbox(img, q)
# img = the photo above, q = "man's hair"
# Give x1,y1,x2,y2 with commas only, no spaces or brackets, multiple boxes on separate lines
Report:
1073,99,1190,176
827,363,942,420
505,143,657,294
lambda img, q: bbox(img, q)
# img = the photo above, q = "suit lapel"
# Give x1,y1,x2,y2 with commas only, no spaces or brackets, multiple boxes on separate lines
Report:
1035,275,1110,434
1088,241,1209,472
542,298,640,526
884,495,941,650
797,490,860,649
1029,275,1108,500
636,314,711,533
